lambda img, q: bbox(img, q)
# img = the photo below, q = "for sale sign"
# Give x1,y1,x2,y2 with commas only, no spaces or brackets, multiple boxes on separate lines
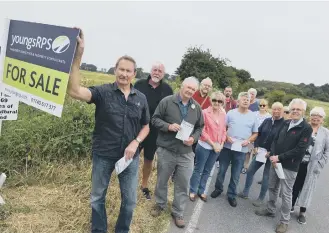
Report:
0,19,79,117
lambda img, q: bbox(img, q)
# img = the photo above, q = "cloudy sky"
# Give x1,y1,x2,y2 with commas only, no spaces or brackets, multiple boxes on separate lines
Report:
0,1,328,86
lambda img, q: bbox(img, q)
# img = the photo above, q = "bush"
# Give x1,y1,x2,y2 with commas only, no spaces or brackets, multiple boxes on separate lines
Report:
282,94,299,106
0,93,95,176
264,90,286,105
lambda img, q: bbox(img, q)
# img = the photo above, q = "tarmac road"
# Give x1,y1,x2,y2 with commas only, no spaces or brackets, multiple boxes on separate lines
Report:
167,162,329,233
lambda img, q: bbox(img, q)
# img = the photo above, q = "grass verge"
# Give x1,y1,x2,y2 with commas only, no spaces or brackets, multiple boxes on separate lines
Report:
0,154,174,233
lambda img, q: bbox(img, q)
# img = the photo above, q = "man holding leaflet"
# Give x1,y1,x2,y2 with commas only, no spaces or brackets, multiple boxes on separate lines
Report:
238,102,285,207
67,29,150,233
150,77,204,228
210,92,258,207
255,98,312,233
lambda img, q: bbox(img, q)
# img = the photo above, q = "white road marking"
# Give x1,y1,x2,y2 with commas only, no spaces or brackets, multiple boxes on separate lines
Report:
184,166,216,233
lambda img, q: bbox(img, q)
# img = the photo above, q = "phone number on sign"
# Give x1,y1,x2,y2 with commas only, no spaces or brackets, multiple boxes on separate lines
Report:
31,98,56,111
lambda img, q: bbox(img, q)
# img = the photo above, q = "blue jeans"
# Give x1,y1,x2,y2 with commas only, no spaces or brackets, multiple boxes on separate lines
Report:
242,156,271,201
215,147,245,199
91,153,139,233
190,144,219,195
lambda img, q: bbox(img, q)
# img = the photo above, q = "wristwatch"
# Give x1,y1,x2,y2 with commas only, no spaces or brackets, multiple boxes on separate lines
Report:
135,137,142,144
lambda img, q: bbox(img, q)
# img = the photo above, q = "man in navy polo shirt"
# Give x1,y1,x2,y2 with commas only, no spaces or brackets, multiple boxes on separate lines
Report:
134,62,173,200
67,29,150,233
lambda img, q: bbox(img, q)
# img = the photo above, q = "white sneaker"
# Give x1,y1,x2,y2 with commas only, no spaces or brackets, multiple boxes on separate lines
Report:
216,161,220,168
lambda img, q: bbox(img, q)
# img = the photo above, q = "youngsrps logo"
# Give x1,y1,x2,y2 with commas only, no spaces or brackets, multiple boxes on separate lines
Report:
52,36,70,54
10,34,70,54
11,35,52,50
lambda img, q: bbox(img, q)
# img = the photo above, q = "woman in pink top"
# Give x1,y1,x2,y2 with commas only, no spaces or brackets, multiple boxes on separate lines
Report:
189,91,227,202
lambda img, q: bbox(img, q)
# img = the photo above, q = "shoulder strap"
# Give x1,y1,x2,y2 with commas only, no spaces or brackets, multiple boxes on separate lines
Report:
200,96,208,108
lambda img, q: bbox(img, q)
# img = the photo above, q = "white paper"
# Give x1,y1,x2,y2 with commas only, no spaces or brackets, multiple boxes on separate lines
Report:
274,163,285,179
231,139,243,152
115,157,133,175
175,120,194,141
256,148,267,163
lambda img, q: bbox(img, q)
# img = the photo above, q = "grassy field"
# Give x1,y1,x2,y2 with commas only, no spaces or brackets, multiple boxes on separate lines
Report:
305,99,329,114
1,70,328,233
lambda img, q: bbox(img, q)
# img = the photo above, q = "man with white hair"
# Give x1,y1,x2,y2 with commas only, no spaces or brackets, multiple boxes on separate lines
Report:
248,88,259,112
255,98,312,233
192,77,212,110
150,77,204,228
134,62,173,200
210,92,258,207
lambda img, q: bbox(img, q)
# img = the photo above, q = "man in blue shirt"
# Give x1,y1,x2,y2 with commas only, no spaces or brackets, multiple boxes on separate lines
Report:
210,92,258,207
67,30,150,233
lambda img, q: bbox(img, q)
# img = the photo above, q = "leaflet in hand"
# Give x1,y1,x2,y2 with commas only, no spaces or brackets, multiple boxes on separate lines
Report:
176,120,194,141
231,138,243,152
274,163,285,179
256,148,267,163
115,157,133,175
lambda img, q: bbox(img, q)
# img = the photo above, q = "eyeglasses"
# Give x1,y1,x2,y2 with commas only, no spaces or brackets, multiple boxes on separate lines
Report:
212,99,223,104
259,105,266,107
291,108,302,112
311,114,322,118
284,111,290,114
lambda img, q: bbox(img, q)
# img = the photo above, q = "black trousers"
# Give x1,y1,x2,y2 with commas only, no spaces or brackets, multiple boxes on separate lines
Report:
292,162,308,212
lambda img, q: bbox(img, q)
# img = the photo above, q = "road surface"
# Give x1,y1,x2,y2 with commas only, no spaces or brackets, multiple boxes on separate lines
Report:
167,163,329,233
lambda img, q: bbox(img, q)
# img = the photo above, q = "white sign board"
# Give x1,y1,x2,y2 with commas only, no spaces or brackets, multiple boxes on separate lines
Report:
0,91,19,120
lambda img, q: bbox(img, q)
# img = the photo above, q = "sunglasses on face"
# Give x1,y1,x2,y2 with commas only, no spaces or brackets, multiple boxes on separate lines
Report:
259,105,266,107
284,111,290,114
212,99,223,104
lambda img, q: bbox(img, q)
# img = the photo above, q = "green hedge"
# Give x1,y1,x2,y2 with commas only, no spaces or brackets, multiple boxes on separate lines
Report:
0,97,95,175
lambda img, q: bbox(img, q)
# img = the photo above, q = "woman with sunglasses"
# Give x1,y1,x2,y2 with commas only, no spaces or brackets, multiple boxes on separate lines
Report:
283,106,291,120
189,91,227,202
241,99,271,174
255,99,272,126
291,107,329,224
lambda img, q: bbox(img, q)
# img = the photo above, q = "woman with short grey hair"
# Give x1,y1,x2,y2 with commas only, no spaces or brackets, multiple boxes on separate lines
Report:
291,106,329,225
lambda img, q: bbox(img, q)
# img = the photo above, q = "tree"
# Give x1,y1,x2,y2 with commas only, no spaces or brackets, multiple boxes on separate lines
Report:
236,69,254,83
143,72,150,79
107,67,115,75
80,63,97,72
135,68,144,79
164,73,170,80
264,90,286,105
175,46,228,89
282,94,299,105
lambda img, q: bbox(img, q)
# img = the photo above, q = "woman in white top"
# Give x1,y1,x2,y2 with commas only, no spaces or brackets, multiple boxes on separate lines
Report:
255,99,272,127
